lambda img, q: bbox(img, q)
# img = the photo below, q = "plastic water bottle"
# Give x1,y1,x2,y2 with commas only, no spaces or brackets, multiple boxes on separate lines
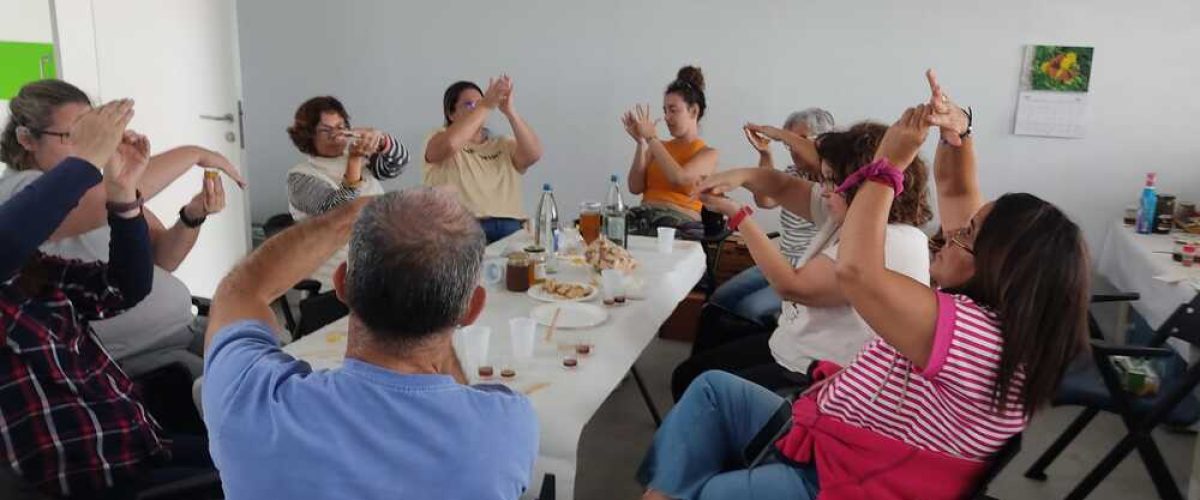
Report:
534,183,560,252
1136,173,1158,235
603,174,628,248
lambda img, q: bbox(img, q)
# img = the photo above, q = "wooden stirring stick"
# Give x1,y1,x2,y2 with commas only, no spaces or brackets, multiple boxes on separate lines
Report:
544,307,562,342
523,382,551,395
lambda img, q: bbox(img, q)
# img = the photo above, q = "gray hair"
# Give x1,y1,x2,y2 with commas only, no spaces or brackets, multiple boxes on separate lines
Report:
345,188,485,349
782,108,835,136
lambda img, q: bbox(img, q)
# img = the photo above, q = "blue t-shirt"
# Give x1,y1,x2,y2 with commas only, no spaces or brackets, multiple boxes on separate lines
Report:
202,321,538,500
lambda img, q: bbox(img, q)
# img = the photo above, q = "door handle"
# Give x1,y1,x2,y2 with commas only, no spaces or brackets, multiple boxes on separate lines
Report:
200,113,235,123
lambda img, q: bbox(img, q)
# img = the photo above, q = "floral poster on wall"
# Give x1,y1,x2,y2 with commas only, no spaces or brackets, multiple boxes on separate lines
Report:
1030,45,1093,92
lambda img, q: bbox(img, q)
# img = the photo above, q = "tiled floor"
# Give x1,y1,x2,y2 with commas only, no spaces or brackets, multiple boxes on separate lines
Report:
575,338,1196,500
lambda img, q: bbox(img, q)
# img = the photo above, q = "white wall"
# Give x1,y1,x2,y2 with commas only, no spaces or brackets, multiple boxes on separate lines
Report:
236,0,1200,252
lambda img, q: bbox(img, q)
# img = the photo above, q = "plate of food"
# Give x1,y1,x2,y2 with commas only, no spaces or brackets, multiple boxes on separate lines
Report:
585,237,639,272
528,279,598,302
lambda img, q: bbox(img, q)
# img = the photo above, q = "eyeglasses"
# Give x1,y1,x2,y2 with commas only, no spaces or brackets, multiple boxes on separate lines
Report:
315,125,351,138
31,129,71,145
948,226,975,255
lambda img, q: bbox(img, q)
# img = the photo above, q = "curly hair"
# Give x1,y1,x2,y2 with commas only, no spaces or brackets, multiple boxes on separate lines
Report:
287,96,351,156
816,121,933,227
665,65,706,121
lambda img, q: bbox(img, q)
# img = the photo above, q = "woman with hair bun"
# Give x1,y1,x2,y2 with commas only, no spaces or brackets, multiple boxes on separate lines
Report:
622,66,719,232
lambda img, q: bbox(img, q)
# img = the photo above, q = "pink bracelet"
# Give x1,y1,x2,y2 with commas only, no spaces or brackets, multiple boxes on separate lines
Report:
835,159,905,196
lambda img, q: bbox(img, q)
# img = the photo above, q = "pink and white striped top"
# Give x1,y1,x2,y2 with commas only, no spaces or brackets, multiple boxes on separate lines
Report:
814,292,1027,461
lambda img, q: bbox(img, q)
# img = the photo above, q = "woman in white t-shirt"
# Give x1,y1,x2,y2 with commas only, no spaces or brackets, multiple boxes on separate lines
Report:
671,121,933,399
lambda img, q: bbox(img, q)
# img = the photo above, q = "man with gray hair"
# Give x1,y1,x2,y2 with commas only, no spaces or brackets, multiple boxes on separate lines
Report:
201,190,537,499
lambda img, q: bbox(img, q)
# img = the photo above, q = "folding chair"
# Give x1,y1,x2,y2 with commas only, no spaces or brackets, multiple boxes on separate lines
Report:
262,213,349,339
1024,293,1200,500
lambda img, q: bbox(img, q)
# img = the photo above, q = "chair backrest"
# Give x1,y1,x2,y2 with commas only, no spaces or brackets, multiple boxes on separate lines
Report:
1153,294,1200,348
263,213,296,240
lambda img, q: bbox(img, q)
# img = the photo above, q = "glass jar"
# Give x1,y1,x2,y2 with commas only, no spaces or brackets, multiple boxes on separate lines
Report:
579,201,603,245
1155,195,1177,234
505,252,532,292
525,246,548,284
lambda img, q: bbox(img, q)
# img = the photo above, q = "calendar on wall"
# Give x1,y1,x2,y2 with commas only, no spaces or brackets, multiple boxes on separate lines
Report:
1013,45,1094,139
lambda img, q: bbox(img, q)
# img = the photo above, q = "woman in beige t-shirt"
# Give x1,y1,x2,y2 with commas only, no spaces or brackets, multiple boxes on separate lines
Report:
423,75,543,243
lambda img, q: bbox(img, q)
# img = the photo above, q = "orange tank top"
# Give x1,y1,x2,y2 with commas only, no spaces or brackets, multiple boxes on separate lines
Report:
643,139,707,214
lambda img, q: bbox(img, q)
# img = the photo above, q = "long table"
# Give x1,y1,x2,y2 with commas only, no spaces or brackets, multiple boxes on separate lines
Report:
283,234,706,499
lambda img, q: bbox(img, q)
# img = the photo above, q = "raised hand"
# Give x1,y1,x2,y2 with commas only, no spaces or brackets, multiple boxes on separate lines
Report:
70,99,134,169
349,128,384,158
620,111,642,143
744,123,786,142
480,74,511,110
196,148,246,187
105,130,151,202
924,69,970,146
874,105,933,171
633,104,660,141
744,125,770,153
498,76,516,116
183,171,227,222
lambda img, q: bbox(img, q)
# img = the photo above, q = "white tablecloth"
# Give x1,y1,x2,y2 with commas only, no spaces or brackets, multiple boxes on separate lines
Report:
282,234,706,499
1096,221,1200,356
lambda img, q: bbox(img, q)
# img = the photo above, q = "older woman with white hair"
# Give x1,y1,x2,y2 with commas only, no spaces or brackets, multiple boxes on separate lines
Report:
706,108,835,329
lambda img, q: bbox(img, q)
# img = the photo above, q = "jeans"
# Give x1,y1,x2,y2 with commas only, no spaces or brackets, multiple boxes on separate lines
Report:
638,371,820,500
479,217,523,244
709,266,782,328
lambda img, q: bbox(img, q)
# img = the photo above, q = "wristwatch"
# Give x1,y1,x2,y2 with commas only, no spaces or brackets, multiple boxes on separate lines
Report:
179,206,207,228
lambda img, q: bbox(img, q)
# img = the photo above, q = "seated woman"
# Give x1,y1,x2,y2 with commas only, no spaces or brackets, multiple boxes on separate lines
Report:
622,66,719,234
423,75,544,243
638,75,1091,500
708,108,835,328
0,80,245,381
0,100,213,499
286,95,410,289
671,121,932,399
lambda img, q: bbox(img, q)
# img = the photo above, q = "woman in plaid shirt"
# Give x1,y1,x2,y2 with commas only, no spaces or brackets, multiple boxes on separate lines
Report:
0,101,212,498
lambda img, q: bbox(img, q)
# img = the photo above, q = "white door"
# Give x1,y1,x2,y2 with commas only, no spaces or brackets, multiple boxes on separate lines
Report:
82,0,249,298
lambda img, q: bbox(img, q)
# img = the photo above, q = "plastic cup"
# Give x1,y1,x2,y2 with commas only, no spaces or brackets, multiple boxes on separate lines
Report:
461,325,491,369
509,317,536,359
656,227,676,254
601,269,624,305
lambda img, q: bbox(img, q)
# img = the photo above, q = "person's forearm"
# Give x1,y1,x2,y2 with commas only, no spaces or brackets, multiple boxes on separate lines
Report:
0,158,101,279
777,131,820,168
934,137,979,197
427,106,492,163
645,139,695,187
834,182,892,285
107,211,153,308
752,152,780,208
138,145,207,199
627,143,648,194
505,111,543,171
153,221,201,271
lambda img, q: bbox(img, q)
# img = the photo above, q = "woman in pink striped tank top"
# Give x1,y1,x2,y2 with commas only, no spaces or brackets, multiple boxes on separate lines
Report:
637,72,1091,500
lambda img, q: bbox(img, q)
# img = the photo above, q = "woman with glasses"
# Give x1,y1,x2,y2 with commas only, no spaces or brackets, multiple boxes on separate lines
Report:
285,95,410,289
423,75,544,243
670,122,933,400
0,79,245,383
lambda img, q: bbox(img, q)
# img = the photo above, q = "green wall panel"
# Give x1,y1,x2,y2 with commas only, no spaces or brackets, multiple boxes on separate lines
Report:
0,41,56,100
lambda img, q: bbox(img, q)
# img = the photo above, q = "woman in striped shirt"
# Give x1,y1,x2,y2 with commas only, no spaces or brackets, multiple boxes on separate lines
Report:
286,96,409,290
639,72,1090,500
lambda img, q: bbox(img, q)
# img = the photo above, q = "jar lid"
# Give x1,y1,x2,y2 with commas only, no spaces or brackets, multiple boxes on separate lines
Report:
524,245,546,254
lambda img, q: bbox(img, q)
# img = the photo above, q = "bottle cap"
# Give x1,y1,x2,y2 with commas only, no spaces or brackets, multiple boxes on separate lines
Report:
543,183,552,191
610,174,619,182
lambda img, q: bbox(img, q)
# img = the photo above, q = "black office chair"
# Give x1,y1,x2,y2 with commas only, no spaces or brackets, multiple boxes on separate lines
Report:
1024,292,1200,500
